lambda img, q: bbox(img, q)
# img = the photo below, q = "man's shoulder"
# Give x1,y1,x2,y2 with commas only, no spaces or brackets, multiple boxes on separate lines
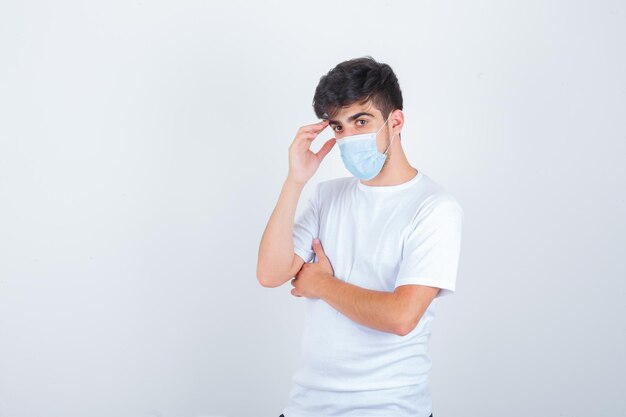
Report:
417,173,463,209
398,173,463,228
315,176,356,195
414,190,464,226
318,175,355,187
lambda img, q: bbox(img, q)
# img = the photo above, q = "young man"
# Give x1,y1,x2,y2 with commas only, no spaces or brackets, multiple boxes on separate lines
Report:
257,56,464,417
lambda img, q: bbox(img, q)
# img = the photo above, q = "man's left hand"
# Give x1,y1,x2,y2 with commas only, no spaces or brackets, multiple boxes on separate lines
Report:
291,238,335,299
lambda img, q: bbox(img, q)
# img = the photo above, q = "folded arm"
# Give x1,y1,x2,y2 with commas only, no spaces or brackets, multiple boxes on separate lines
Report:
315,278,440,336
290,239,440,336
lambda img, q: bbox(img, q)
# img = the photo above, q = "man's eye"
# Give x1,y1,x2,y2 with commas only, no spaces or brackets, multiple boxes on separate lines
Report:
333,126,342,132
356,120,366,126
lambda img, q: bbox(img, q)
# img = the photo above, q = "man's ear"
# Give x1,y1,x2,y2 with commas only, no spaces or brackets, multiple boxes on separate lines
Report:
390,109,404,134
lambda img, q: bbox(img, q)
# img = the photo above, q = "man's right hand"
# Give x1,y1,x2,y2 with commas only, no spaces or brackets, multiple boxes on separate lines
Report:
287,119,336,186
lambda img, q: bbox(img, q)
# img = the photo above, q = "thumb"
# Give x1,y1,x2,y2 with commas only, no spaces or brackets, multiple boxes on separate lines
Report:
315,138,336,161
312,238,327,260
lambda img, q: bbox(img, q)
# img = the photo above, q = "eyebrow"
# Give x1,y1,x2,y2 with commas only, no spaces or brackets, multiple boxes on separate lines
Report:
328,112,376,126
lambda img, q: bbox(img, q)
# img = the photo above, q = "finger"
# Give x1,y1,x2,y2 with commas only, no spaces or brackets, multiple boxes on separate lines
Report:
291,288,301,297
291,131,323,151
315,138,336,160
300,125,329,144
312,238,326,259
291,278,296,287
299,119,329,134
291,121,330,152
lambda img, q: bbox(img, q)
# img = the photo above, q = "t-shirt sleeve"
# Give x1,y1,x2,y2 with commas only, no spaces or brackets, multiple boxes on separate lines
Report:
292,183,320,264
394,196,464,298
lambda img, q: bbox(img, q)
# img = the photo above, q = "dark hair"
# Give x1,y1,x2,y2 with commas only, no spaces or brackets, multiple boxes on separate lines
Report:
312,56,403,120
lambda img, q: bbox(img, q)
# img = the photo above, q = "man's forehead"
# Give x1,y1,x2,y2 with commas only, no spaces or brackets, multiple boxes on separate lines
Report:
327,101,382,123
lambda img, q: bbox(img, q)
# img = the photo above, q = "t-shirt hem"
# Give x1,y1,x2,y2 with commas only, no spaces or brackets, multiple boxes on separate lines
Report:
394,277,455,297
294,247,313,264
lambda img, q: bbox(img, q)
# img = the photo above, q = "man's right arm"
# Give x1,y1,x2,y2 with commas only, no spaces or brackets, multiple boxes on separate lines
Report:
256,120,335,288
256,176,307,288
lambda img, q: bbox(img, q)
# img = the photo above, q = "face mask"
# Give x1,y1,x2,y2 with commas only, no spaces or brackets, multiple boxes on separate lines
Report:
335,115,395,180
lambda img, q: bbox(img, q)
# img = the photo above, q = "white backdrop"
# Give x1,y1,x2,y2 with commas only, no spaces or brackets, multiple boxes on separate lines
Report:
1,1,624,417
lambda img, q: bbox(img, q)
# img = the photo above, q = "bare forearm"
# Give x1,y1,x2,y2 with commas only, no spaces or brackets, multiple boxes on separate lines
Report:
257,176,306,286
316,276,404,335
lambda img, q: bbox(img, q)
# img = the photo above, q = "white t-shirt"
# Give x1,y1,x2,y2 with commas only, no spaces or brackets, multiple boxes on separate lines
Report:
282,170,464,417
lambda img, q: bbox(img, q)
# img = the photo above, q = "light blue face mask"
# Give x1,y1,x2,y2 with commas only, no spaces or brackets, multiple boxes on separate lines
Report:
335,115,395,180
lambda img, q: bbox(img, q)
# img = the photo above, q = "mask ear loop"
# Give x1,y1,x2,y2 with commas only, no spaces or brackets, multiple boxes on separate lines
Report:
381,112,395,155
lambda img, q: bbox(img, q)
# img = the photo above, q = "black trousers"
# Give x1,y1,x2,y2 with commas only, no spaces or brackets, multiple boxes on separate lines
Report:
278,414,433,417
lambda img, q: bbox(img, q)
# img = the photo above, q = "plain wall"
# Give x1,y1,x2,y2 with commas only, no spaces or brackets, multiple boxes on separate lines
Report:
1,1,624,416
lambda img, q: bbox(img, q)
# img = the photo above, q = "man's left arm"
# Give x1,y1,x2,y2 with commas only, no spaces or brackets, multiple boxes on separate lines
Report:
291,238,440,336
